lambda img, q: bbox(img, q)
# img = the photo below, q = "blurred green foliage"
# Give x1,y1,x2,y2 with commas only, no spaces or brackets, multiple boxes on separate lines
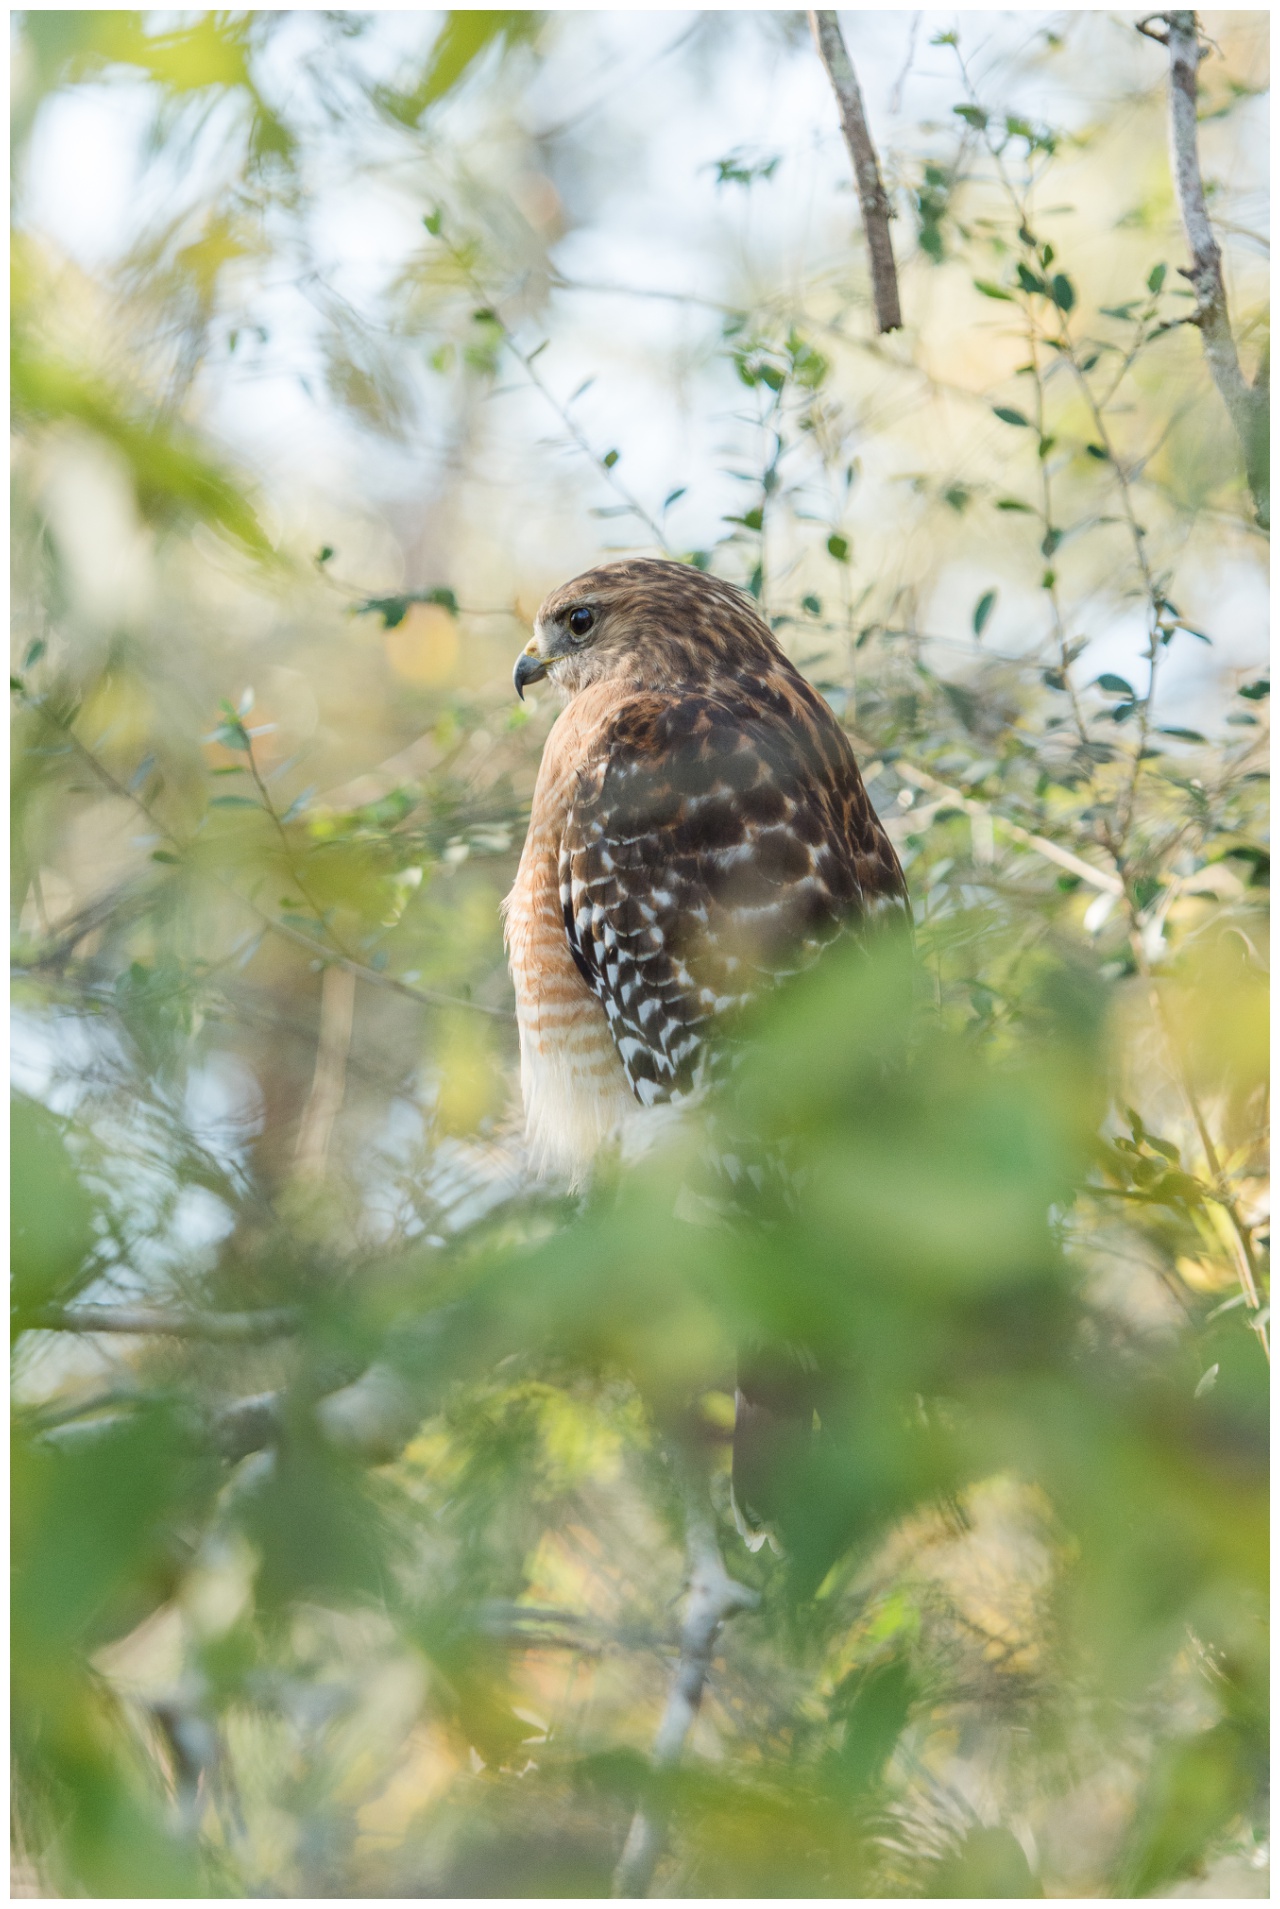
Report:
10,9,1268,1899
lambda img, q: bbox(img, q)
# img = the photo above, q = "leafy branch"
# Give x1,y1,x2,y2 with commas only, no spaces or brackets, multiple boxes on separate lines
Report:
13,679,511,1020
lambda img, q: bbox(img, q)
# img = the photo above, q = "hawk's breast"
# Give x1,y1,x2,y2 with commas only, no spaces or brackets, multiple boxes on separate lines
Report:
503,685,638,1184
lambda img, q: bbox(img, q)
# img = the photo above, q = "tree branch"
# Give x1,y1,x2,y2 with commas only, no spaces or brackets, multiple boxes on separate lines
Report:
611,1505,758,1898
294,961,357,1176
862,752,1125,896
21,1304,300,1341
13,681,513,1021
809,10,903,334
1148,11,1268,527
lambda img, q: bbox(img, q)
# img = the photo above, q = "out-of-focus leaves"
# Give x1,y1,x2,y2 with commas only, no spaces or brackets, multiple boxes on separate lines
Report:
11,338,271,556
19,11,292,162
928,1825,1043,1897
375,11,543,125
1124,1721,1260,1895
11,1095,97,1312
12,1404,204,1657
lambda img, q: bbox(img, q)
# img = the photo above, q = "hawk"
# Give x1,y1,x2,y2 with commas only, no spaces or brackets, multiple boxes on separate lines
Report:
503,558,908,1533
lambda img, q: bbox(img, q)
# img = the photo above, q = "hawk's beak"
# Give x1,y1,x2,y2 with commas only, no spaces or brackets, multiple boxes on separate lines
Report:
514,646,549,700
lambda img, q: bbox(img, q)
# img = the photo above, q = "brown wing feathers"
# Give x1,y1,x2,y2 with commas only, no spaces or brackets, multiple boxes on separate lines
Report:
559,663,905,1106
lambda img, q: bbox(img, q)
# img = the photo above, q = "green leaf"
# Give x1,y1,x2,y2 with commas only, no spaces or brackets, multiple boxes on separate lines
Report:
995,497,1033,511
952,104,988,128
974,279,1014,301
802,594,822,615
1049,272,1076,311
972,589,997,636
1016,263,1045,295
11,1097,98,1311
993,406,1030,427
1085,442,1109,460
1147,261,1167,293
826,533,850,563
1238,678,1269,700
208,794,260,809
602,449,620,469
1157,727,1206,742
1097,674,1135,696
354,587,457,627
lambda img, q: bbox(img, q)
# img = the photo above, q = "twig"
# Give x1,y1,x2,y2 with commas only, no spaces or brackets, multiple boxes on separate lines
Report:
432,230,673,550
1127,926,1268,1356
1144,11,1269,527
611,1505,757,1897
260,911,512,1019
881,757,1124,895
889,12,921,116
21,1304,301,1340
14,683,511,1020
809,11,903,334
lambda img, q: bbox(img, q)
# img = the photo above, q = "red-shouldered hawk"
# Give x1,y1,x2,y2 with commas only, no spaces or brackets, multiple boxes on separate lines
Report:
503,558,907,1183
503,558,909,1544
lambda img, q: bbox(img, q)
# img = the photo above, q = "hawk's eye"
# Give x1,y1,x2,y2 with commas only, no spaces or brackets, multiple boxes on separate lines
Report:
567,605,594,640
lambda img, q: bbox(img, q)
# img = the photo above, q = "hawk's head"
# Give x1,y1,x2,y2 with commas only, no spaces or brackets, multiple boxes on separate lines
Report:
514,558,780,701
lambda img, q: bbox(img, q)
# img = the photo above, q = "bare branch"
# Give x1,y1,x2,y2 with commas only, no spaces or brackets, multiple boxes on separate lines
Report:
860,752,1125,896
22,1304,300,1341
1153,11,1268,527
611,1505,758,1897
809,10,903,334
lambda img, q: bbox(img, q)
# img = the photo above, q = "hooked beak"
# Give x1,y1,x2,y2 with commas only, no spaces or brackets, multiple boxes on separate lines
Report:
513,646,549,700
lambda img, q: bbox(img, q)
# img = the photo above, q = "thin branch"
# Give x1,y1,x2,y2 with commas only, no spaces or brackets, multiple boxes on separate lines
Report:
21,1304,300,1341
14,683,512,1020
611,1504,758,1898
294,962,357,1176
434,232,673,550
1149,11,1268,528
809,11,903,334
1127,925,1268,1356
878,757,1124,896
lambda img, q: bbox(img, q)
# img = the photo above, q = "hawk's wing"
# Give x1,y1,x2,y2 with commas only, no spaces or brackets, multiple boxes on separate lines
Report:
558,666,907,1106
